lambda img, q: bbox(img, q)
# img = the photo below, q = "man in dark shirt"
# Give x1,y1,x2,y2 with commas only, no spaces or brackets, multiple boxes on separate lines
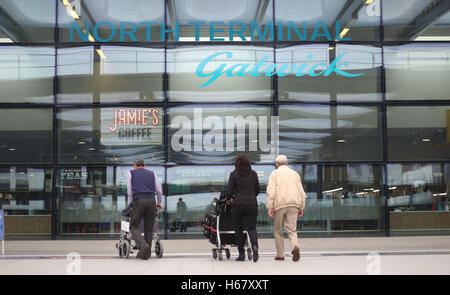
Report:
126,158,163,260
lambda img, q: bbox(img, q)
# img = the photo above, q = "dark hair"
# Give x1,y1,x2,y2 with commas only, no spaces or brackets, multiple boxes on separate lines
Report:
234,154,255,177
134,158,145,167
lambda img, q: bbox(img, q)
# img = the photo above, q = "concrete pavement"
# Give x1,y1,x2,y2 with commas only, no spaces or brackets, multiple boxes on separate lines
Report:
1,236,450,275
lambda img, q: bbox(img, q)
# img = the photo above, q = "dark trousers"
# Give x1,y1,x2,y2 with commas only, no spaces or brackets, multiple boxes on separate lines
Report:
130,197,156,249
232,204,258,254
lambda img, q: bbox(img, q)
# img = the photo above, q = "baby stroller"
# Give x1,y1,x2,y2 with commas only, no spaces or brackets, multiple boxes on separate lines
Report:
203,191,252,261
116,204,163,259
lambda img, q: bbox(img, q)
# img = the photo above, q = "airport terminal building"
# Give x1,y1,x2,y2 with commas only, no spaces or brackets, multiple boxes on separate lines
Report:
0,0,449,239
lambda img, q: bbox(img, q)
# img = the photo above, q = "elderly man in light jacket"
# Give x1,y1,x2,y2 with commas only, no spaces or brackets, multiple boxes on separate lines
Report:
266,155,307,261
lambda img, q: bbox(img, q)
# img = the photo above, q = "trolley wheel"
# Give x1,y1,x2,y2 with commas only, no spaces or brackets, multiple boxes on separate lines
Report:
212,249,218,260
118,242,123,258
218,250,223,261
121,240,130,259
155,239,163,258
247,248,252,261
225,249,231,260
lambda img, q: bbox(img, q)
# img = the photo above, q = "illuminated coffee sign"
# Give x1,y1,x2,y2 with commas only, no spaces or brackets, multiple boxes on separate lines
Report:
101,108,163,146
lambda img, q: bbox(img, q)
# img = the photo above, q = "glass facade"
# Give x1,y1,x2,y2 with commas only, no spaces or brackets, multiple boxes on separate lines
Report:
0,0,449,238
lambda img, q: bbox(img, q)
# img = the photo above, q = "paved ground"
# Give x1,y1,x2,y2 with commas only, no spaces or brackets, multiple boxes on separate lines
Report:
1,236,450,275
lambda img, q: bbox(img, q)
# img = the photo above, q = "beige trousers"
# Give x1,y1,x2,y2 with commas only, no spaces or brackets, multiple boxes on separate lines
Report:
273,206,299,257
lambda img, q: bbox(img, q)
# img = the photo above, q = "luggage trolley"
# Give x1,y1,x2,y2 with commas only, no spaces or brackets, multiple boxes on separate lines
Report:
116,207,163,259
204,192,253,261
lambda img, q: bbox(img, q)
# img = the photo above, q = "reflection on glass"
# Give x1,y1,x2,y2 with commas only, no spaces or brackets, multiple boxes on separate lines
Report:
0,47,55,103
167,46,272,102
57,46,164,103
387,106,450,161
168,105,275,164
318,165,385,231
383,0,447,41
58,0,164,42
385,44,450,101
388,163,450,231
167,165,273,234
276,44,382,102
275,0,380,41
0,109,53,164
0,167,52,235
167,0,273,41
57,107,164,164
0,0,55,43
279,105,382,162
57,166,164,235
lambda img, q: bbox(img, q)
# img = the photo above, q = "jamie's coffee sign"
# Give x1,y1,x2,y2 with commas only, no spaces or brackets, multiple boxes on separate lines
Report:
101,108,163,146
69,20,364,88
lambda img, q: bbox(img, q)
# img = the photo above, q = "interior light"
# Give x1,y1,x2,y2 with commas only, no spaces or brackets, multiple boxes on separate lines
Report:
89,148,96,151
329,47,334,51
88,34,95,42
62,0,71,7
9,148,16,151
77,141,86,145
422,138,431,142
389,187,397,190
337,139,346,143
69,9,80,20
323,187,344,194
340,28,350,39
96,49,106,59
365,0,375,5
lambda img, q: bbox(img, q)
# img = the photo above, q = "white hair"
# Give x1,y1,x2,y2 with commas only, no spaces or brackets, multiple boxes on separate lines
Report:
275,155,288,166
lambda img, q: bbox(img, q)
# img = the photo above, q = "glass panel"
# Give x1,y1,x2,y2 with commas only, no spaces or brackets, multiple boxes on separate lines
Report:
168,105,275,164
415,10,450,41
0,108,53,164
57,107,164,164
388,163,450,231
0,167,52,236
56,165,165,235
58,0,164,42
275,0,380,41
279,105,383,162
166,164,273,234
0,0,55,43
319,164,385,232
57,46,164,103
167,46,273,102
282,164,319,232
167,0,273,42
0,47,54,103
384,44,450,101
276,44,382,102
387,106,450,161
383,0,445,41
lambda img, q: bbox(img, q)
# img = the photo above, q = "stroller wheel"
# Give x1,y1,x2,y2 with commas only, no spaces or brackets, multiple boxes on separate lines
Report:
225,249,231,260
118,242,123,258
218,250,223,261
212,249,218,260
121,240,130,259
155,239,163,258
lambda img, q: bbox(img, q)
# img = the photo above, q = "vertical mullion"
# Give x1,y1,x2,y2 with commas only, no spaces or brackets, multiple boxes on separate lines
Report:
51,0,59,240
380,0,390,237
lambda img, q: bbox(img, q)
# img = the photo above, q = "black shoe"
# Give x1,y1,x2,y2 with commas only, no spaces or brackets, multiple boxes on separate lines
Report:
235,253,245,261
252,245,259,263
136,245,151,260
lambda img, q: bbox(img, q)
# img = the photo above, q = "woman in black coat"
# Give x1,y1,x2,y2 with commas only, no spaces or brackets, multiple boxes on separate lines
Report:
227,154,260,262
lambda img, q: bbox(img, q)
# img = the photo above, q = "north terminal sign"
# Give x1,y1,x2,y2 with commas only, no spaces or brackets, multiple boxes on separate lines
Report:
69,20,364,88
